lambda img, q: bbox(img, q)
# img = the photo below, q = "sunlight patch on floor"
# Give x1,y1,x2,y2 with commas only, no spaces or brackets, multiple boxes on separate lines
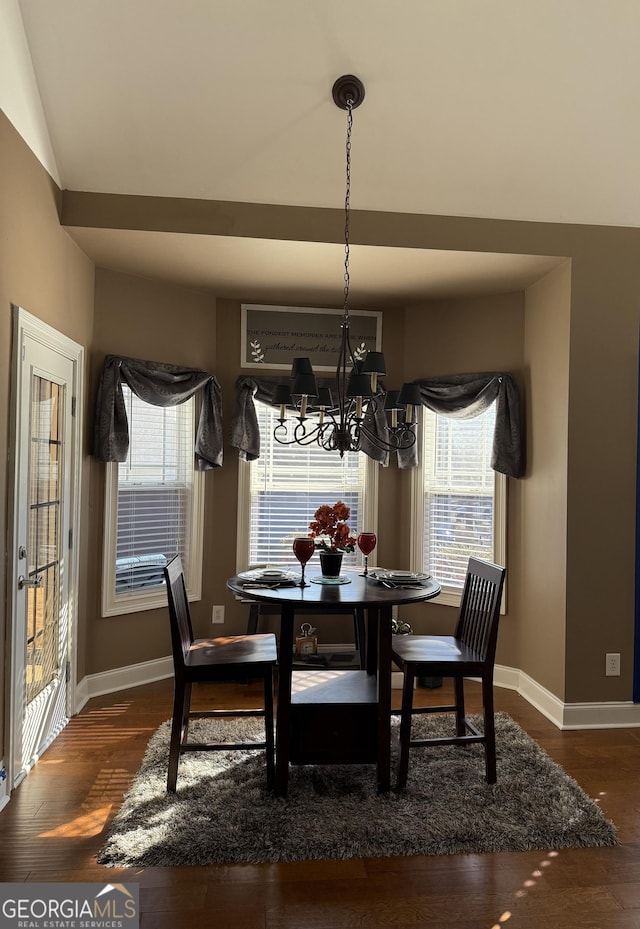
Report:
39,804,113,837
490,849,561,928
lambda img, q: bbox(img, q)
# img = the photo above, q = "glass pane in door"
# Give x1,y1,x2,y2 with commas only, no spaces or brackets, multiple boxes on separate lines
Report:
25,376,63,704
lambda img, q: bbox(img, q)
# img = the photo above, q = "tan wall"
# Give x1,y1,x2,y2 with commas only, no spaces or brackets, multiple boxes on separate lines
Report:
86,268,218,673
369,218,639,704
517,262,571,696
399,292,526,660
0,112,94,761
564,246,640,701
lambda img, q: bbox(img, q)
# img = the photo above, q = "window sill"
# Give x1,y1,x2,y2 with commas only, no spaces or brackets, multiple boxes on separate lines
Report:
102,586,201,617
428,585,463,609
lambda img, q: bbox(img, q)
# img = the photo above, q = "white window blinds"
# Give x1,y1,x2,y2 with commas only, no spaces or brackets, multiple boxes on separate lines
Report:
114,386,195,593
102,385,205,616
421,403,500,589
248,401,368,567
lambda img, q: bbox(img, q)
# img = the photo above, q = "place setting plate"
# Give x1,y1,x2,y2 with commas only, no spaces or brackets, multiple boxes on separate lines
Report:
372,570,431,588
237,567,300,588
309,575,352,585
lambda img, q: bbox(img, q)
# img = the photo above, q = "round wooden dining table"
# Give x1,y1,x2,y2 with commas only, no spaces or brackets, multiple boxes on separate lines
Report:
227,570,441,797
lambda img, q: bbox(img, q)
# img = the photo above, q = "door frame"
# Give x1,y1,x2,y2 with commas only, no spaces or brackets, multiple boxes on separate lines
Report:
6,305,84,795
635,342,640,704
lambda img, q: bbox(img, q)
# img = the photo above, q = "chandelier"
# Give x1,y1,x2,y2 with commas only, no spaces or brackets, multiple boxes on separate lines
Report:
272,75,421,457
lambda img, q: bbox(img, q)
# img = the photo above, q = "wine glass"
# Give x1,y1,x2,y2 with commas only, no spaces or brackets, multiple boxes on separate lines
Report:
357,532,377,577
292,537,315,587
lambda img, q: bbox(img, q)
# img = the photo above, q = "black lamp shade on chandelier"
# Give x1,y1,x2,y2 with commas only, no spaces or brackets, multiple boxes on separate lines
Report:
273,75,419,457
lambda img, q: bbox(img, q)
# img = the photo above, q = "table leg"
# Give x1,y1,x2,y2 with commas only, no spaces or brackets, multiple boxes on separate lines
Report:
275,603,294,797
246,601,260,634
366,607,379,676
376,605,392,793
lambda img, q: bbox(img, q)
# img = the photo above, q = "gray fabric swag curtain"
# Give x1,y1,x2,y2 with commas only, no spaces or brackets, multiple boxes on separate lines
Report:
93,355,223,469
230,371,522,476
230,375,390,464
396,372,523,477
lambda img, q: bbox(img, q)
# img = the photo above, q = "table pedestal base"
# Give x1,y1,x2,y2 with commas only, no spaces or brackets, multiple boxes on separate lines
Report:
290,670,378,765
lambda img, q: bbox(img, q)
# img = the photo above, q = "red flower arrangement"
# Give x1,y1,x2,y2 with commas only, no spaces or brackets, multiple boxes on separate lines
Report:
308,501,357,553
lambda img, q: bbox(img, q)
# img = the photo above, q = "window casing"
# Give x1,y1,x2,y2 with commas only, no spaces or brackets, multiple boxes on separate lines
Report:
237,401,377,571
411,403,506,607
102,387,204,616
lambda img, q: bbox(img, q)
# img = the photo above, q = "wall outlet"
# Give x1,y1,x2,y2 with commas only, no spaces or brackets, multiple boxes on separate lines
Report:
605,652,620,676
212,605,225,624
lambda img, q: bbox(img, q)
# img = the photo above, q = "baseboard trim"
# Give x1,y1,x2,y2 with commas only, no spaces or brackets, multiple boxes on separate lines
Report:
73,652,640,730
317,644,354,655
75,656,173,713
495,664,640,729
560,700,640,729
496,665,566,727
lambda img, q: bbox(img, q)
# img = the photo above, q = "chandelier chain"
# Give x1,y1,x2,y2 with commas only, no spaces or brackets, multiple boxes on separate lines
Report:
343,99,353,319
271,75,418,458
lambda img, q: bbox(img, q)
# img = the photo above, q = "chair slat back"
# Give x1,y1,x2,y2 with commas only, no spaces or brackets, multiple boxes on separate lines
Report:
455,557,506,661
164,555,194,669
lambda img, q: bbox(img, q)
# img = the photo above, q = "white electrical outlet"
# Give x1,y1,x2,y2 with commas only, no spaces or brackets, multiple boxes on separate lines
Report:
212,605,225,624
605,652,620,676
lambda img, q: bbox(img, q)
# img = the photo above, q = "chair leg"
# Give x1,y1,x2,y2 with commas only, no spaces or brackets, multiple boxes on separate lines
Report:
167,678,189,792
264,668,275,790
181,681,192,742
454,676,466,736
397,666,415,790
482,675,497,784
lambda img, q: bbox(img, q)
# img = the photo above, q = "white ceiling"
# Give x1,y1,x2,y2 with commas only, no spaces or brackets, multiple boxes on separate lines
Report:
9,1,640,300
67,227,562,306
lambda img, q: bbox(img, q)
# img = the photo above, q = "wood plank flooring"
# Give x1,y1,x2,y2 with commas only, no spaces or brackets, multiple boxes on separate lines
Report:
1,678,639,929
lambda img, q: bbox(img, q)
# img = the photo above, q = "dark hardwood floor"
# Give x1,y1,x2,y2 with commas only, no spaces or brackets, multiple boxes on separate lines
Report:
2,677,639,928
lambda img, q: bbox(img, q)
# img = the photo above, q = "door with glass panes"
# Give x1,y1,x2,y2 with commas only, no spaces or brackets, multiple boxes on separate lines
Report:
10,310,81,789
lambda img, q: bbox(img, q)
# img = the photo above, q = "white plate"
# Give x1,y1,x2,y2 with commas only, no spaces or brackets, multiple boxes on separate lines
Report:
310,575,352,585
237,567,295,581
376,570,431,582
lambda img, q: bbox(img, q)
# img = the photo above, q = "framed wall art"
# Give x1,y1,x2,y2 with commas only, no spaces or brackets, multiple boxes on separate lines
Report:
241,304,382,372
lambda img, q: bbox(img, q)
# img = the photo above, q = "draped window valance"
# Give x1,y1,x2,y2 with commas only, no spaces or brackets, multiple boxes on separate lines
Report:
397,372,523,477
230,371,522,477
93,354,223,470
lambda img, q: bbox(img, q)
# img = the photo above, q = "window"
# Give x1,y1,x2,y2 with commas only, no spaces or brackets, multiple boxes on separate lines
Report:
411,403,506,607
237,401,377,570
102,386,204,615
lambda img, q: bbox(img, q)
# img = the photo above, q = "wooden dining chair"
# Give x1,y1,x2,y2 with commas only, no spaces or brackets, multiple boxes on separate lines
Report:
164,555,277,792
392,557,506,789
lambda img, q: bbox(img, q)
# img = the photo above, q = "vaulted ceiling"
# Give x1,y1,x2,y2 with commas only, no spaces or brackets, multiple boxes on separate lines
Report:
9,1,639,302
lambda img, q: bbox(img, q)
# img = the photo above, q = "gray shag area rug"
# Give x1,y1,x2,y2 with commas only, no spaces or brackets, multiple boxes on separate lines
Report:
98,712,616,867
